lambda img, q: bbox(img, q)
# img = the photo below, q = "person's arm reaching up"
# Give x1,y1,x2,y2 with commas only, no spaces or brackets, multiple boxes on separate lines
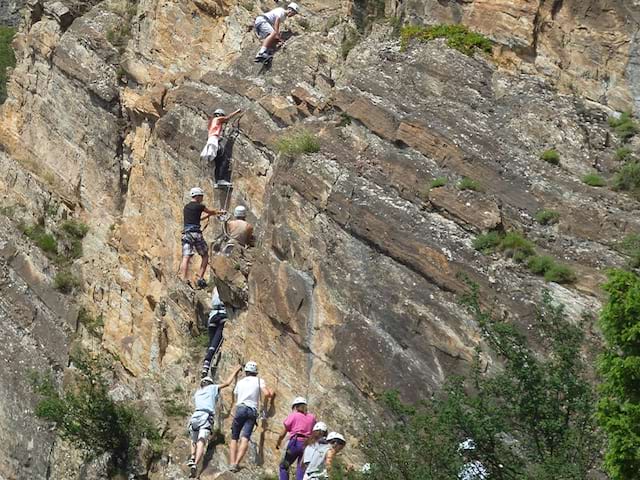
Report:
219,366,243,390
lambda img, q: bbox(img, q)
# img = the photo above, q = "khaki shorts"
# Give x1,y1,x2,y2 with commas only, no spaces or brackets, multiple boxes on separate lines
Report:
190,426,211,443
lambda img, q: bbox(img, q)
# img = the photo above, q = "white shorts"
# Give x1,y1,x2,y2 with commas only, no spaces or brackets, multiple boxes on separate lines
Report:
200,136,219,162
254,17,274,40
190,426,211,443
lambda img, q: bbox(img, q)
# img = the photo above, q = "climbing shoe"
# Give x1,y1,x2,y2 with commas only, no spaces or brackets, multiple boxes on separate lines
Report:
196,278,207,289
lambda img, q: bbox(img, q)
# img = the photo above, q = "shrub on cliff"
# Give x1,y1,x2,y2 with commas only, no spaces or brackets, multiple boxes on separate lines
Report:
534,209,560,225
540,149,560,165
609,111,638,142
32,353,161,473
276,130,320,157
0,26,16,104
350,288,601,479
613,161,640,196
400,24,492,56
597,269,640,479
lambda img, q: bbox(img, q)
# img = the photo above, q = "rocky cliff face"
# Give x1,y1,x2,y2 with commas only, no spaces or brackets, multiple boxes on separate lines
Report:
1,0,639,478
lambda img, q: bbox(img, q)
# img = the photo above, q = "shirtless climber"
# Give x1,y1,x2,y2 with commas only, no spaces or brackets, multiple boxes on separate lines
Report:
222,205,254,256
200,108,242,188
253,2,299,62
179,187,225,288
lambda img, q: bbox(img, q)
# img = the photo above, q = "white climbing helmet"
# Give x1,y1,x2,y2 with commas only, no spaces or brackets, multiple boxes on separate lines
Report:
458,438,476,452
244,361,258,373
291,396,307,407
190,187,205,197
213,108,226,117
327,432,346,444
312,421,328,432
234,205,247,218
287,2,300,13
201,376,214,386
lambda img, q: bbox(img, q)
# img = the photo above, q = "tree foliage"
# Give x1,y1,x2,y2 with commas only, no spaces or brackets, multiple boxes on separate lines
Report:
597,269,640,479
341,286,601,479
32,353,161,473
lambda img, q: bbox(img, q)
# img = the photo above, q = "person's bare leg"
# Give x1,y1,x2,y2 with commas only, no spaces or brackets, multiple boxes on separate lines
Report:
179,255,191,280
197,253,209,280
195,439,206,465
236,437,251,466
229,439,238,465
190,440,196,459
262,31,279,50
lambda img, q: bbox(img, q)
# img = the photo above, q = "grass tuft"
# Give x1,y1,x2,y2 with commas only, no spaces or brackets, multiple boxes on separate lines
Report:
472,231,503,252
582,173,607,187
21,223,58,255
458,177,481,191
400,24,492,56
276,130,320,157
615,147,633,162
619,234,640,268
540,149,560,165
54,270,81,294
534,209,560,225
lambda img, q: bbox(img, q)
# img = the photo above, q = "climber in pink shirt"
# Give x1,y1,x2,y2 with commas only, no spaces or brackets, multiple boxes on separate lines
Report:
200,108,242,187
275,397,317,480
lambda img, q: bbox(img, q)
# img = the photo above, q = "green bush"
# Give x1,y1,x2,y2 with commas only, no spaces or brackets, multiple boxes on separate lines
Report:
527,255,555,274
77,307,104,336
33,354,161,473
429,177,447,189
276,130,320,157
598,270,640,479
341,27,360,59
619,234,640,268
21,223,58,255
458,177,481,191
400,24,493,56
535,209,560,225
608,111,638,142
499,231,535,262
543,263,576,284
61,219,89,239
582,173,607,187
0,26,16,104
337,112,352,127
540,149,560,165
472,231,503,252
54,270,81,294
613,161,640,195
615,147,633,162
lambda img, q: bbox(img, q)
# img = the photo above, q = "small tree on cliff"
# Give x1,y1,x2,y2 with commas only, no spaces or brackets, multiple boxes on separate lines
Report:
348,287,601,479
597,269,640,479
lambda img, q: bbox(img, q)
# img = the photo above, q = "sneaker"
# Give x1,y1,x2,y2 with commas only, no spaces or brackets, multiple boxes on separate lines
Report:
200,367,209,379
187,456,196,467
216,180,232,188
195,278,207,289
254,54,267,63
229,464,239,472
189,465,197,478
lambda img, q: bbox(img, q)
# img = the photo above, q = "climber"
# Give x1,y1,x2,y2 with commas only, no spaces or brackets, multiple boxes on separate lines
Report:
253,2,300,62
179,187,226,289
228,361,275,472
201,287,227,378
222,205,254,255
300,422,328,477
302,432,346,479
200,108,242,188
457,439,489,480
187,366,243,478
275,397,318,480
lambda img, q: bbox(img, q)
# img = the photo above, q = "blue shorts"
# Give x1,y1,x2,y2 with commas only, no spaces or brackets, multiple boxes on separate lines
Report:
231,404,258,440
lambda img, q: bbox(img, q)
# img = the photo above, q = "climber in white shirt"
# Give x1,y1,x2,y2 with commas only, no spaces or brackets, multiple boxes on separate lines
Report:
253,2,300,62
